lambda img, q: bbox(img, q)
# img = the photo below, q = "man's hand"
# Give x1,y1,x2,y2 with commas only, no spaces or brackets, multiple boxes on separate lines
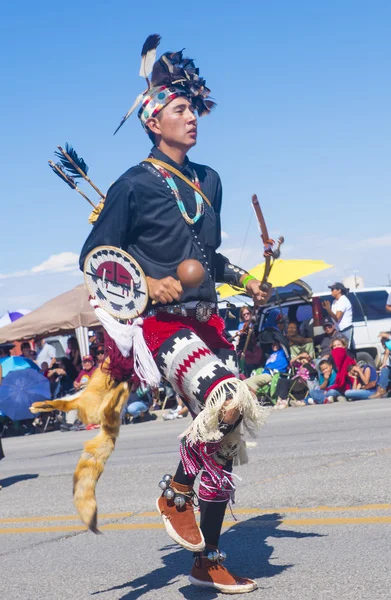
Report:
146,276,183,304
244,279,272,306
322,300,331,311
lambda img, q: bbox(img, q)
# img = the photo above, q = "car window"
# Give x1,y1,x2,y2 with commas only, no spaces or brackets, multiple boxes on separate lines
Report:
356,291,390,321
295,304,313,323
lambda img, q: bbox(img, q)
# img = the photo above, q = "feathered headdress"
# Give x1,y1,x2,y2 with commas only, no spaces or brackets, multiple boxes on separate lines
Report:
114,35,215,135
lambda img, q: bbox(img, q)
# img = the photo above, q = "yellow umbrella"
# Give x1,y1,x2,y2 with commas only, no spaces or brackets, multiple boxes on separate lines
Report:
216,259,333,300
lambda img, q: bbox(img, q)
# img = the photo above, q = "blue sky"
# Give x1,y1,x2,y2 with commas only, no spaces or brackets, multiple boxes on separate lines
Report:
0,0,390,313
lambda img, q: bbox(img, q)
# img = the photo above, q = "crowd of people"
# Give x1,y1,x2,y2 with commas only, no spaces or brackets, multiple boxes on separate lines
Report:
1,280,391,439
233,282,391,409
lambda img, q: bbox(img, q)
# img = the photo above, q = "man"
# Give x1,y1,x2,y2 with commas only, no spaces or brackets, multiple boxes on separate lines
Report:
73,355,96,390
286,321,315,359
36,339,56,369
322,283,354,350
20,342,32,358
245,341,290,409
319,317,338,357
79,37,270,594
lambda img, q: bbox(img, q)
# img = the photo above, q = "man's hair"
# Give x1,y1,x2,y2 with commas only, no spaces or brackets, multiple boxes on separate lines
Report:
146,111,163,144
21,342,31,351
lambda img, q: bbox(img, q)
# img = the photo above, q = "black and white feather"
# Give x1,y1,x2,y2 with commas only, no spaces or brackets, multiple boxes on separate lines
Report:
139,34,161,81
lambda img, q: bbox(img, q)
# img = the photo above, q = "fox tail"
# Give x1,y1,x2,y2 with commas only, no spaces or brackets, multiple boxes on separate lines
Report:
72,381,129,533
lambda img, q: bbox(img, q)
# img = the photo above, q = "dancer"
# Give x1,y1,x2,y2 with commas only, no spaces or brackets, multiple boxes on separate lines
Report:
37,36,273,594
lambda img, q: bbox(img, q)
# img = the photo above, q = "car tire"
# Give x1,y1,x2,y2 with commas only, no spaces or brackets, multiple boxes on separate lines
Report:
356,351,376,369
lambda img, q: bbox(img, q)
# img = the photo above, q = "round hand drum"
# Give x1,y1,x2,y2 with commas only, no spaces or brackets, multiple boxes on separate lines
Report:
84,246,149,320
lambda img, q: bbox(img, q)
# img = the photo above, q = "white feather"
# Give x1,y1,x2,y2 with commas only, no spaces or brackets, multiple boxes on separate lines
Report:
113,93,144,135
139,49,157,78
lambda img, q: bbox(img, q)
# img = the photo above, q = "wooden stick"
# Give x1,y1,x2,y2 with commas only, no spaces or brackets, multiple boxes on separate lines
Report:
57,146,105,199
49,161,97,209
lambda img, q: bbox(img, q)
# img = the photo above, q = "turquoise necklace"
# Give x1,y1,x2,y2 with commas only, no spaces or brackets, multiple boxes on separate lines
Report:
150,162,205,225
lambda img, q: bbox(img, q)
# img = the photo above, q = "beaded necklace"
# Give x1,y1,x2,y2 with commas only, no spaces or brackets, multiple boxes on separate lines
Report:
150,162,205,225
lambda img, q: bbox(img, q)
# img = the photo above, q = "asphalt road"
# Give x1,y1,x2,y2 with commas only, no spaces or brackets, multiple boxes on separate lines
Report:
1,399,391,600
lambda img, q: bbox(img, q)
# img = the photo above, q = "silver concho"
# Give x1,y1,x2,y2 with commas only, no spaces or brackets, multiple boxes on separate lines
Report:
84,246,148,320
195,301,213,323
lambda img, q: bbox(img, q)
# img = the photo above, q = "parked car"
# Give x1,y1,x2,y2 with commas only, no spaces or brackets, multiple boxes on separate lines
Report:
218,281,391,367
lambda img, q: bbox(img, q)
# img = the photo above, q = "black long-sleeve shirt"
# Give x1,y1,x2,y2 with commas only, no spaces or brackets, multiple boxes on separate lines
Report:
79,146,234,305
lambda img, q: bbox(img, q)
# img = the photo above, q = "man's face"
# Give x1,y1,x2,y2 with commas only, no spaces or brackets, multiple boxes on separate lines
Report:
83,360,93,371
323,323,335,337
148,97,197,149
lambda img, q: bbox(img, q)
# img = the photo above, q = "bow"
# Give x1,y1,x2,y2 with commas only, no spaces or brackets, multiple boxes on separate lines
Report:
252,194,284,291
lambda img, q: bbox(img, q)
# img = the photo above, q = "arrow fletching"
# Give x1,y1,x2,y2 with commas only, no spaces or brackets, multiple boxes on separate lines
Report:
54,143,89,178
49,161,76,189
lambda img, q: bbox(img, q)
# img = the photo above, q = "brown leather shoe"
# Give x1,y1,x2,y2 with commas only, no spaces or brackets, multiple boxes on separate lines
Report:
156,480,205,552
189,555,257,594
370,387,387,399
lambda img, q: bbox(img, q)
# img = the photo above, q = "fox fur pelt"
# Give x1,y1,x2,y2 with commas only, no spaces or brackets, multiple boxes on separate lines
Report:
30,364,129,533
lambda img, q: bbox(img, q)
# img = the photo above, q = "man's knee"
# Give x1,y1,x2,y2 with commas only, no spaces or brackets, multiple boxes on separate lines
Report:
245,373,272,393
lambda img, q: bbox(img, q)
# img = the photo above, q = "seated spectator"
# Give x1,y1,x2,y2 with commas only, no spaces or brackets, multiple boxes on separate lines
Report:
126,385,156,423
287,322,315,359
163,396,189,420
345,363,378,401
319,318,339,357
245,341,289,394
370,335,391,398
308,338,355,404
48,358,78,398
73,355,96,390
275,352,318,408
307,358,339,404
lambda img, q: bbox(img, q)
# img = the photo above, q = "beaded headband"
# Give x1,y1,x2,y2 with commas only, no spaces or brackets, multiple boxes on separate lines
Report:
114,34,215,136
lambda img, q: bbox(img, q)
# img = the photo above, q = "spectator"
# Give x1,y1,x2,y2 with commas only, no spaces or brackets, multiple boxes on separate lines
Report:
370,334,391,398
345,363,378,401
386,295,391,313
238,306,252,333
73,355,96,390
0,343,13,358
36,339,56,369
67,336,81,372
94,345,105,366
307,358,340,404
0,343,14,384
322,283,354,350
286,321,315,359
319,318,339,357
236,307,262,376
163,396,189,420
20,342,32,358
245,341,289,394
126,385,156,423
276,352,318,408
48,357,78,398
